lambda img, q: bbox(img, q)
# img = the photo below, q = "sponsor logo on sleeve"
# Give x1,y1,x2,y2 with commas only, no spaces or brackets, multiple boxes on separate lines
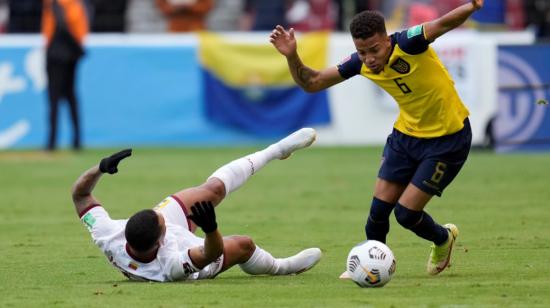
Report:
82,213,96,231
407,25,423,38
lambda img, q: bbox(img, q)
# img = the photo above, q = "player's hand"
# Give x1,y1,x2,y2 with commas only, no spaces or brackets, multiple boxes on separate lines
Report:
99,149,132,174
472,0,483,10
269,25,297,57
187,201,218,233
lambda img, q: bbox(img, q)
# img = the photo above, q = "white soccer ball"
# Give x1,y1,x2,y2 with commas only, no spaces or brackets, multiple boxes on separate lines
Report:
346,240,396,288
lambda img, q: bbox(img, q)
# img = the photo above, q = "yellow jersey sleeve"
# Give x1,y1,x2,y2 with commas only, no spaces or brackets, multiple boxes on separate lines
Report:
337,25,469,138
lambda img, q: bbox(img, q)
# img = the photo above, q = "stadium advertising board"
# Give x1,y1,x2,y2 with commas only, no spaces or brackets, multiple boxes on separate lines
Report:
495,45,550,152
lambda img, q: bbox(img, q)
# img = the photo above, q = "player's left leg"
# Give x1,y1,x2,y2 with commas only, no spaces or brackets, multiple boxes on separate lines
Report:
395,184,457,275
398,119,472,275
197,235,321,279
215,235,321,276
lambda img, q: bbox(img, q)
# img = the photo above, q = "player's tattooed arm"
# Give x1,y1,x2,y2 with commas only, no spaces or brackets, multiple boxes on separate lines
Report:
71,149,132,216
71,165,103,216
287,55,319,90
287,55,345,92
270,25,344,92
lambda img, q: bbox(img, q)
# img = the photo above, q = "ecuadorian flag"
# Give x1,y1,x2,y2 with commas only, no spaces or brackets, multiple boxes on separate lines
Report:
199,32,331,136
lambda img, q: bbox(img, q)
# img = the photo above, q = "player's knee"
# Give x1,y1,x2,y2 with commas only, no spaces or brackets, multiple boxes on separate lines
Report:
202,178,226,203
233,235,256,259
394,203,422,229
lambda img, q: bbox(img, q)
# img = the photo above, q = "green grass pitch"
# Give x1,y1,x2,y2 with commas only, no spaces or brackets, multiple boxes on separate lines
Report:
1,147,549,307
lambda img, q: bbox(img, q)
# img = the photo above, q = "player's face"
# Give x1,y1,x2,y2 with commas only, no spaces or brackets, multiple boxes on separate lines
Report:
353,33,392,74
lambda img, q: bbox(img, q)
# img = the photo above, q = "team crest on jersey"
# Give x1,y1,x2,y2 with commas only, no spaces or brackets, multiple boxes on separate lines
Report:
390,58,410,74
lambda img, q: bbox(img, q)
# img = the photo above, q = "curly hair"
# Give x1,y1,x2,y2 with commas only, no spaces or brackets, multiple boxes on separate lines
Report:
350,11,387,39
125,209,161,252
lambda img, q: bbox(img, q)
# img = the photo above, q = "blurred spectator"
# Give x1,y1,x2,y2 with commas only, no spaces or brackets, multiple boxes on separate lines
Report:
42,0,88,151
469,0,525,30
286,0,336,31
207,0,244,31
431,0,463,14
0,0,7,32
7,0,43,33
377,0,407,30
505,0,525,30
525,0,550,41
407,1,438,27
471,0,505,29
335,0,381,31
91,0,127,32
156,0,213,32
126,0,166,32
243,0,291,31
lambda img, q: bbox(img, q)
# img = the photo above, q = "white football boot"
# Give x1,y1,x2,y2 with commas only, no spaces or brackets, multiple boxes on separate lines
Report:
275,128,317,160
276,248,322,275
339,271,352,280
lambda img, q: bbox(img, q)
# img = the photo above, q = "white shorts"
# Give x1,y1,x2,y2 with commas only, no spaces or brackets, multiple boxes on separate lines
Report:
154,195,225,279
154,195,192,231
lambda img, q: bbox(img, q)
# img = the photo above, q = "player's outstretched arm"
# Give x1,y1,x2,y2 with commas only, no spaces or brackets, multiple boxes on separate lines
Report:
424,0,483,42
187,201,224,269
71,149,132,216
270,25,344,92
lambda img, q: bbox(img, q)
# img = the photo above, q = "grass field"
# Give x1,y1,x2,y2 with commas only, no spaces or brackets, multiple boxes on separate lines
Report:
1,146,550,307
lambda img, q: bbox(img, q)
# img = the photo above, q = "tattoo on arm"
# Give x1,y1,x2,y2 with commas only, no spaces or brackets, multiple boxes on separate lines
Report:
296,65,317,88
72,165,103,215
287,55,319,90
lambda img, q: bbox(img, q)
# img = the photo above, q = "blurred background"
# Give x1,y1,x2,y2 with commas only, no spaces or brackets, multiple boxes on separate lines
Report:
0,0,549,152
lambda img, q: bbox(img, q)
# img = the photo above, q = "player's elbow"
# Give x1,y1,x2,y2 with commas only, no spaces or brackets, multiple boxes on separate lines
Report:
302,86,320,93
71,183,90,203
301,82,326,93
70,183,80,199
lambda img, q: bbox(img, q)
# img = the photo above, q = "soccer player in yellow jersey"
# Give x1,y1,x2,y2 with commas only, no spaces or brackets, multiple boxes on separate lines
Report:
270,0,484,276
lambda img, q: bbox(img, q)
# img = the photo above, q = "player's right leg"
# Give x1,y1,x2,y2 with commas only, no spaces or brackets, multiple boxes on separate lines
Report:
366,129,415,244
217,235,321,276
366,178,407,243
168,128,317,233
207,127,316,197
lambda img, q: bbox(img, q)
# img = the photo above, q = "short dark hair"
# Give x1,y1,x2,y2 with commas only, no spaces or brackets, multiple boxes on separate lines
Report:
350,11,387,39
125,209,161,252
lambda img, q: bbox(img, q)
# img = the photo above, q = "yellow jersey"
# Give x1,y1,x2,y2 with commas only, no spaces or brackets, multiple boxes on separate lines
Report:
337,24,469,138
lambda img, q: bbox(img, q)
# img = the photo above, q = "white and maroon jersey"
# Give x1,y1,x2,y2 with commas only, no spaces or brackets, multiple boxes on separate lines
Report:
79,196,224,282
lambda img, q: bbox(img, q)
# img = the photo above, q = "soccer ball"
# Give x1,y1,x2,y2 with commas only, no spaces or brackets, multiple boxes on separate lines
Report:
346,240,396,288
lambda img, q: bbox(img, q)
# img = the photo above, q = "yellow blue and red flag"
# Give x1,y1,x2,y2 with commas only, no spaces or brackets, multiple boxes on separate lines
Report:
198,32,331,136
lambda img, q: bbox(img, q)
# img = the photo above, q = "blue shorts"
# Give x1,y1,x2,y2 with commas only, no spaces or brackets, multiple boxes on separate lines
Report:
378,119,472,196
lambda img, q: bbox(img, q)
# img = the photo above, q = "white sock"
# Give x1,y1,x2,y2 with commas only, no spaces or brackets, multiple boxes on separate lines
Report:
239,246,321,276
208,145,281,196
238,246,281,275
